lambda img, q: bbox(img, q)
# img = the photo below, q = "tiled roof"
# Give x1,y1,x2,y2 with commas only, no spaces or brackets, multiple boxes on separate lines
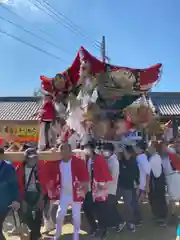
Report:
0,93,179,121
149,92,180,116
0,97,41,121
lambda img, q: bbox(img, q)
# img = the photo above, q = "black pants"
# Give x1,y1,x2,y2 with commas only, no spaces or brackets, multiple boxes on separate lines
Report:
132,188,142,222
83,192,98,231
21,192,43,240
25,208,42,240
0,212,8,240
95,201,109,230
148,175,168,219
83,192,108,231
21,204,42,240
107,194,122,227
44,121,52,149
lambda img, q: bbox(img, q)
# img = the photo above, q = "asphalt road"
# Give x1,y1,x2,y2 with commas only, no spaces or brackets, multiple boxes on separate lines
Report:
4,202,178,240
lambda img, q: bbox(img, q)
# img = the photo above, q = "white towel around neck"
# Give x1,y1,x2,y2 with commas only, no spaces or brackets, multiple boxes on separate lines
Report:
149,153,162,178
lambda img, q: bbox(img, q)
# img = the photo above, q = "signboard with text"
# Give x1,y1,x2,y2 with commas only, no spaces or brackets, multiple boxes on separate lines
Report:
0,125,39,142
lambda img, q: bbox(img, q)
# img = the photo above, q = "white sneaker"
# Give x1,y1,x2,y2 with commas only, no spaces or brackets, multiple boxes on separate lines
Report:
116,221,126,232
129,223,136,233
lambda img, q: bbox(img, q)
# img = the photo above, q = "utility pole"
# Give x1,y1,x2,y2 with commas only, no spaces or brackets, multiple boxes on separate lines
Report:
101,36,106,63
101,36,110,64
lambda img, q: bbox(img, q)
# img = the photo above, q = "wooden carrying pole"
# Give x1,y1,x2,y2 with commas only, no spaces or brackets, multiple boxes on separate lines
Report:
0,151,60,162
0,149,87,162
0,138,139,162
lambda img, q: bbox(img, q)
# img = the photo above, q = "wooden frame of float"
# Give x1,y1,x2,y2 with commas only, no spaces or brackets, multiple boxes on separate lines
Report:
0,138,141,162
0,149,87,162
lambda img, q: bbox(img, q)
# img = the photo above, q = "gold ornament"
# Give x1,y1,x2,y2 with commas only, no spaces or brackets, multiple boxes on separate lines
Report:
97,70,138,98
83,103,100,122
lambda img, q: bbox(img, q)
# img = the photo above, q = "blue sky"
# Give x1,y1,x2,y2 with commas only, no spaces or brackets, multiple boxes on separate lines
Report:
0,0,179,96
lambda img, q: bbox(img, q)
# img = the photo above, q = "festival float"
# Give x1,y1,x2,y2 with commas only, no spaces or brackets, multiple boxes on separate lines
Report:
0,46,162,162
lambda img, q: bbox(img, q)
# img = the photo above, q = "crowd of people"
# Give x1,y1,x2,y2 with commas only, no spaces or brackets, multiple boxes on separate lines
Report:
0,35,165,240
0,137,180,240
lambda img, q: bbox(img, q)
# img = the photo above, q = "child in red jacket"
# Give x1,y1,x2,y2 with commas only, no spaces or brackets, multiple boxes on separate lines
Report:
38,94,55,150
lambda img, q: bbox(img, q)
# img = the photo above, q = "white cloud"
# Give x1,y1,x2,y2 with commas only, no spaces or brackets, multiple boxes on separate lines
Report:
0,0,9,3
0,0,39,12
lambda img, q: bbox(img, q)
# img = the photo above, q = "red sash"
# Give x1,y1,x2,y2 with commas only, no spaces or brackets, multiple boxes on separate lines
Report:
168,152,180,171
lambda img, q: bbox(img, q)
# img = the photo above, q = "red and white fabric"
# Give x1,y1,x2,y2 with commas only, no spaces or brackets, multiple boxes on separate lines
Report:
87,154,113,202
40,46,162,95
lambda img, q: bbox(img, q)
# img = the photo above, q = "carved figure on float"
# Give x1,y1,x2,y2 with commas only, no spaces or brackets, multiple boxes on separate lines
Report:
97,68,138,101
66,54,99,140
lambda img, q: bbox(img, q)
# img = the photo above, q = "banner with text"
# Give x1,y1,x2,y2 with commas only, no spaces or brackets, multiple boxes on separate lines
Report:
0,125,39,142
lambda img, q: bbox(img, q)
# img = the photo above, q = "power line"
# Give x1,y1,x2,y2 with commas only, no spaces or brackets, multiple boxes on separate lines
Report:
28,0,100,50
0,4,73,56
29,0,85,37
41,0,100,49
41,0,101,48
0,15,72,55
27,0,78,35
0,4,51,38
0,28,68,63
